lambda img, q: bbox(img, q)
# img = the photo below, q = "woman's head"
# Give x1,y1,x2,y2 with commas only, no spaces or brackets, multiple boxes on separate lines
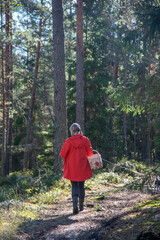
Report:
70,123,83,136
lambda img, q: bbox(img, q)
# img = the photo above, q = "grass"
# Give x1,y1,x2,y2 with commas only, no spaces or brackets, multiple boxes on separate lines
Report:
0,170,70,239
0,179,71,239
132,196,160,235
0,201,41,240
139,196,160,209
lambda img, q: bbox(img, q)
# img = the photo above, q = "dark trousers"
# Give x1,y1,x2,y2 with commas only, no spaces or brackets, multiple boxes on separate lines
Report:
71,181,85,199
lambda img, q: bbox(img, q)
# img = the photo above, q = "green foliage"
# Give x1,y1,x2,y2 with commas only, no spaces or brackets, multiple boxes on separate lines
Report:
0,177,10,186
113,159,145,177
0,170,62,203
98,172,123,184
134,0,160,39
0,200,41,240
126,165,160,192
36,179,71,204
140,196,160,209
0,172,68,239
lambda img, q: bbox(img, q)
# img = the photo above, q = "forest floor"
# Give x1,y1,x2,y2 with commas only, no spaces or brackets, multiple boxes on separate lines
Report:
17,182,160,240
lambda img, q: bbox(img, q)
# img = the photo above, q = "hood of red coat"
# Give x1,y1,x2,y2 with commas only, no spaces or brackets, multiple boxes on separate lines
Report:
67,135,87,148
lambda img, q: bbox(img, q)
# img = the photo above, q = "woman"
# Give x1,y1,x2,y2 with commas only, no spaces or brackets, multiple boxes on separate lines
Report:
60,123,93,214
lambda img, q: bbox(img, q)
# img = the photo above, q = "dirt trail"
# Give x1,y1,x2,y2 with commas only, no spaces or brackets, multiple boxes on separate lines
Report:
18,184,152,240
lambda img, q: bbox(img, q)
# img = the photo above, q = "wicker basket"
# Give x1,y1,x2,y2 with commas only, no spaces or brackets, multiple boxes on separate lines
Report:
88,150,103,170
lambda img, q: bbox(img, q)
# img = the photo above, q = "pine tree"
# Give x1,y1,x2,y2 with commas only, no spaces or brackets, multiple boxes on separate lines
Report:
1,0,13,176
76,0,84,133
24,1,43,169
52,0,67,171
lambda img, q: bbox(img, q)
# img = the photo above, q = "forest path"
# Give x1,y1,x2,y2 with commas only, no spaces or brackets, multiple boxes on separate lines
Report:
18,183,154,240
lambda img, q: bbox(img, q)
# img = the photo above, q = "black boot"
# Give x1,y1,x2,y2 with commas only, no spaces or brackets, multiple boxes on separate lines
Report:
79,197,84,211
73,197,78,215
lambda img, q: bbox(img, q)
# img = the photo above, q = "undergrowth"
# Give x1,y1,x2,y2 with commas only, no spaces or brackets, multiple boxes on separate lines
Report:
0,169,61,203
0,159,159,239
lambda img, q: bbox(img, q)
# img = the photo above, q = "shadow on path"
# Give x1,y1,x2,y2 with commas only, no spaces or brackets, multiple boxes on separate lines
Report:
19,213,78,240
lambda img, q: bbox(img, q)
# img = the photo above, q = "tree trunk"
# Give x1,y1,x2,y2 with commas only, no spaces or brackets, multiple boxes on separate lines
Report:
68,0,72,82
52,0,67,171
141,114,146,161
76,0,85,133
134,115,137,160
146,113,151,163
23,15,42,169
123,51,128,158
109,37,120,160
113,38,120,85
141,39,146,162
5,0,10,175
1,0,13,176
146,53,151,164
6,9,13,174
1,0,7,176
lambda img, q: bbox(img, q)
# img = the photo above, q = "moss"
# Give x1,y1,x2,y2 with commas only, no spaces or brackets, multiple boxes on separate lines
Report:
140,196,160,209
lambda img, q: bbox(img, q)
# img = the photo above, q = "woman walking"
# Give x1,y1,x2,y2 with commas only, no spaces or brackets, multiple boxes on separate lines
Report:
60,123,93,214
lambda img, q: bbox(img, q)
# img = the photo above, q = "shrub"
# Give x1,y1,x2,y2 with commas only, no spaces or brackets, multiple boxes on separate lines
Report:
0,169,62,202
95,172,124,184
113,159,145,177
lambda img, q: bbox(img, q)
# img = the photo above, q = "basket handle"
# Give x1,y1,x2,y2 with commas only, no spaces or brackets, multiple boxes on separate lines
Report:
92,150,100,155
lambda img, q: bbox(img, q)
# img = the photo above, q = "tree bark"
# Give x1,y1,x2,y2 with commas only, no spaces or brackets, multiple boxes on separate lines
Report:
109,36,120,160
123,51,128,158
1,0,13,176
52,0,67,171
23,15,42,169
141,39,147,162
76,0,85,133
6,9,13,174
146,113,151,163
146,51,151,164
5,0,10,175
1,0,7,176
134,115,137,160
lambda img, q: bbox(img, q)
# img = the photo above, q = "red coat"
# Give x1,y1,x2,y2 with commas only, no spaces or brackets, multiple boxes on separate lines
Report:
60,134,93,181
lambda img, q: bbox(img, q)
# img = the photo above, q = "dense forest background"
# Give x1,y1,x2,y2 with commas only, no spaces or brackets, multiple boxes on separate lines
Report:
0,0,160,177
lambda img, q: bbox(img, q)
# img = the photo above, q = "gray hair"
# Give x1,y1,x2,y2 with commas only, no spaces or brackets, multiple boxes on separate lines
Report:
70,123,83,135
